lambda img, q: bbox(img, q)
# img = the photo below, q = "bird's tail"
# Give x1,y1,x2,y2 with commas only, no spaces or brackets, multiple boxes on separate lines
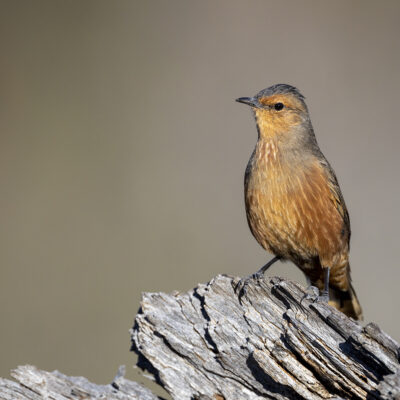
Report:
329,283,363,321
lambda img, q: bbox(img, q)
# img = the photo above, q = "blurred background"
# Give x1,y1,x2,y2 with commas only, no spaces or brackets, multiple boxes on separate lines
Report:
1,0,400,395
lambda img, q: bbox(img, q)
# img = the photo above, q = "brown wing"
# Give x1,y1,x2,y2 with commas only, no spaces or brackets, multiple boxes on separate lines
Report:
306,158,351,292
319,158,351,244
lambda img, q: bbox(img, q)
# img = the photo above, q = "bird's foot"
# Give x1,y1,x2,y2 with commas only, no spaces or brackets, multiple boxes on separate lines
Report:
234,272,264,304
317,290,329,303
301,285,319,306
301,285,329,306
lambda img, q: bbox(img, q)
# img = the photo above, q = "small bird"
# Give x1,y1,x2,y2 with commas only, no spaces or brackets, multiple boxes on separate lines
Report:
236,84,362,320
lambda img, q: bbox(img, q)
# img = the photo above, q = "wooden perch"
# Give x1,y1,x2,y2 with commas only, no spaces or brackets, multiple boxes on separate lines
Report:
1,275,399,399
0,365,159,400
131,274,400,400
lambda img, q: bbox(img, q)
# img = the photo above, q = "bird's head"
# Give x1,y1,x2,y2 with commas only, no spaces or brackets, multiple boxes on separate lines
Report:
236,84,310,141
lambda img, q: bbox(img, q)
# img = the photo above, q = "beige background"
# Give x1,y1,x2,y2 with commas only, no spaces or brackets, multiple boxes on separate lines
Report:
1,0,400,394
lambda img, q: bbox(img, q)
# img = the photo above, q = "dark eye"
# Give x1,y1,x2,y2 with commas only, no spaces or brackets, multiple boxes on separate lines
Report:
274,102,284,111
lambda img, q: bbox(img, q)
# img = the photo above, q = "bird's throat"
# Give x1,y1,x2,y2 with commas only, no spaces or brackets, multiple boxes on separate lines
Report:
254,110,290,140
255,138,280,166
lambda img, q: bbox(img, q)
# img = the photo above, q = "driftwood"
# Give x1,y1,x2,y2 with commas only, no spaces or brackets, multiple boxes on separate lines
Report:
1,275,400,399
132,275,400,400
0,365,159,400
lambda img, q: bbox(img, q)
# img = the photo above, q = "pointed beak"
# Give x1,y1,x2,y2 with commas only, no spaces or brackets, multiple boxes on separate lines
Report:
235,97,259,108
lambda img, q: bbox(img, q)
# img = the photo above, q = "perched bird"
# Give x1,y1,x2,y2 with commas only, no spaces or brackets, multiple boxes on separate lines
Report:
236,84,362,320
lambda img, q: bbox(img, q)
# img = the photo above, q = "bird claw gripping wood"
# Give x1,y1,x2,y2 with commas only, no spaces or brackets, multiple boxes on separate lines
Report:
234,272,264,304
300,285,320,308
234,256,281,304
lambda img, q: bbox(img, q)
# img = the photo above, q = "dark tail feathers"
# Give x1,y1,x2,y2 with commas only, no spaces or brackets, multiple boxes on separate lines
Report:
329,283,363,320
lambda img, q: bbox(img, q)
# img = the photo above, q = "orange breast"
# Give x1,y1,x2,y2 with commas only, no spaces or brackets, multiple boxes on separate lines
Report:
245,142,349,287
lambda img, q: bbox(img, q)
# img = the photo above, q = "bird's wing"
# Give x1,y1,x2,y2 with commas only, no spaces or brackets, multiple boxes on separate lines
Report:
319,158,351,241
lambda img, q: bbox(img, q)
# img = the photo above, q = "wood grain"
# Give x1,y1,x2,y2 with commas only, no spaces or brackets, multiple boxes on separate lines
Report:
132,275,399,399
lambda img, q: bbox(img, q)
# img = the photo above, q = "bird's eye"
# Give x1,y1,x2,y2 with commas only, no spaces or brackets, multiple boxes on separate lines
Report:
274,102,284,111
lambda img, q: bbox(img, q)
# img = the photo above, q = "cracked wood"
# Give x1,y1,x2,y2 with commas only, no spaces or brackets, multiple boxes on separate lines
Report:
131,275,400,399
1,275,399,399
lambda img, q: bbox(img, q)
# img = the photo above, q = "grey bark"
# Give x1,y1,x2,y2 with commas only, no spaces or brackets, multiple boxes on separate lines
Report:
1,275,399,399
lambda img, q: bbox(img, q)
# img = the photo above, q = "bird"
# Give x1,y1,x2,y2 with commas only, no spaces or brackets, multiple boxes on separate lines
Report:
235,84,362,320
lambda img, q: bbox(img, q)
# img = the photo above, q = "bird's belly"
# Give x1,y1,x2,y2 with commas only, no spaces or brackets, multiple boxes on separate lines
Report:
245,183,311,260
245,163,346,267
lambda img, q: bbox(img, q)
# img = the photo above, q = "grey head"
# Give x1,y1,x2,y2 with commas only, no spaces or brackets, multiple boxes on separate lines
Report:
255,84,305,101
236,84,319,153
236,84,306,109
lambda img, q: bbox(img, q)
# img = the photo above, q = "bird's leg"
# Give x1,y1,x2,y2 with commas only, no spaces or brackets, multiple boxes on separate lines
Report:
304,274,312,289
234,256,281,300
318,267,330,303
252,256,281,279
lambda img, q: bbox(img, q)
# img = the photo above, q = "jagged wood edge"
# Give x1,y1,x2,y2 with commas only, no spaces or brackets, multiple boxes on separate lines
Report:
131,274,400,400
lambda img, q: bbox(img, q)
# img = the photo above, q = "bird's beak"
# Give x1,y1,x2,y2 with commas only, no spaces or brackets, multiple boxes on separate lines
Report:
235,97,259,108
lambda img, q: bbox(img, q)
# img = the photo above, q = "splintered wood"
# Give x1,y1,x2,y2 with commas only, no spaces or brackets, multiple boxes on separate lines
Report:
132,275,400,399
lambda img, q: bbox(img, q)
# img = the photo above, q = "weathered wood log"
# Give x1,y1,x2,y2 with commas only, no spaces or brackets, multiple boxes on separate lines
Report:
1,275,399,399
131,274,400,399
0,365,159,400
